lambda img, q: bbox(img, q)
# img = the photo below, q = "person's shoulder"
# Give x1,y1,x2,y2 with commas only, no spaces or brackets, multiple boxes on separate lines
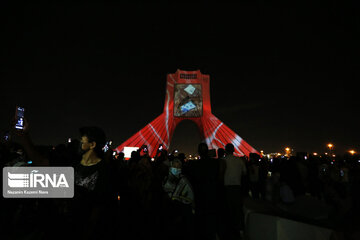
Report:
224,154,236,160
180,175,192,185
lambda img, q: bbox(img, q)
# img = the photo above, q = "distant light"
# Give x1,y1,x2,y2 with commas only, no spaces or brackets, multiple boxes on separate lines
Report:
332,154,336,157
117,195,120,201
27,161,32,164
313,152,318,156
327,143,333,149
304,156,308,160
349,150,356,155
151,158,155,161
113,152,116,156
109,141,112,146
285,147,290,152
68,138,71,143
270,159,273,163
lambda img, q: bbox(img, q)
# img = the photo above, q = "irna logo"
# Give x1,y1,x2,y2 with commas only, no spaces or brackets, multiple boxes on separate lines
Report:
8,170,69,188
3,167,74,198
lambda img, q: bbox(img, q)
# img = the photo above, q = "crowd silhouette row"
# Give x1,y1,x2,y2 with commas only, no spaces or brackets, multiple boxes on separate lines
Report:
0,124,360,240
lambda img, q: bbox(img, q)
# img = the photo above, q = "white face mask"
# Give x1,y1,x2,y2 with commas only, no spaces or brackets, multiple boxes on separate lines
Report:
170,167,181,177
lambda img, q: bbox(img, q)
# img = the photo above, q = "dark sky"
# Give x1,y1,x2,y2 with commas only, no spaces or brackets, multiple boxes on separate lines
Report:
1,1,359,155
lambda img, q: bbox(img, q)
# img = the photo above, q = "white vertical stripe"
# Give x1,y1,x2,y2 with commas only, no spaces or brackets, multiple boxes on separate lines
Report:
149,124,169,149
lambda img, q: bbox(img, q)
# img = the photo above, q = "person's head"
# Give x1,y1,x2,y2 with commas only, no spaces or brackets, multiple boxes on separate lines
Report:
249,153,260,163
178,152,186,164
217,148,225,159
170,158,182,177
139,156,151,169
225,143,235,155
198,143,208,157
79,126,106,157
130,150,140,163
118,152,125,161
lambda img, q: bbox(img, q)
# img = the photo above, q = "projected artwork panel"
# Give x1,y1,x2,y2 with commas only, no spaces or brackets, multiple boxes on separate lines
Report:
174,84,202,117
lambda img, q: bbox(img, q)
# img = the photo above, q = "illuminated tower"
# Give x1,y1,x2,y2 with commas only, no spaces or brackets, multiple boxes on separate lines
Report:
115,69,259,157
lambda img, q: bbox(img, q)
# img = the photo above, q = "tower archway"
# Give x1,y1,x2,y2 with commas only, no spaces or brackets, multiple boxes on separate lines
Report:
168,119,202,155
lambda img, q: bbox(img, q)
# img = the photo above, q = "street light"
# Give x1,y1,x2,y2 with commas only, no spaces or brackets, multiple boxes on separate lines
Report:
285,147,291,156
327,143,334,150
349,150,356,155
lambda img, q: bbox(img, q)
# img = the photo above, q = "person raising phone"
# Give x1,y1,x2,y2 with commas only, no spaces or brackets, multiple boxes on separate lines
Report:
13,118,114,240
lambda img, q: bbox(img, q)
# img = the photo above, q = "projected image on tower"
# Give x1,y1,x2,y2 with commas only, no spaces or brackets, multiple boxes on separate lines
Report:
174,84,202,117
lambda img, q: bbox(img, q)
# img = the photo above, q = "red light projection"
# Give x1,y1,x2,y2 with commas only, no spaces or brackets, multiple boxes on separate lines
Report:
115,69,259,157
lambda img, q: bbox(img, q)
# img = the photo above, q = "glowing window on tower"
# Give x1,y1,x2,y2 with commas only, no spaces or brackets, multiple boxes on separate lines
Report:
174,84,202,117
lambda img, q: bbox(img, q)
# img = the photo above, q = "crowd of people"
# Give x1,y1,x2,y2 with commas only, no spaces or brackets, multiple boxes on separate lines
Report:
0,124,360,240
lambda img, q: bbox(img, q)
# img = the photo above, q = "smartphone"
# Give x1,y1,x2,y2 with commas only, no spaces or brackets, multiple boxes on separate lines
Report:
158,144,163,151
15,106,25,130
103,142,109,152
68,138,72,143
144,147,148,152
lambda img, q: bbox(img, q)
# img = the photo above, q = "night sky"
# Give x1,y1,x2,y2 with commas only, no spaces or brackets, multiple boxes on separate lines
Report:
1,1,359,155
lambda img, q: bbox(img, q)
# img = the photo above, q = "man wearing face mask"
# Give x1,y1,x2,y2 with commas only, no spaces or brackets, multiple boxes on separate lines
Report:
163,158,195,240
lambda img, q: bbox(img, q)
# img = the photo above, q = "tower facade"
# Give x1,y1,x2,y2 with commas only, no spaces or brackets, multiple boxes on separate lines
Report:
115,69,259,157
